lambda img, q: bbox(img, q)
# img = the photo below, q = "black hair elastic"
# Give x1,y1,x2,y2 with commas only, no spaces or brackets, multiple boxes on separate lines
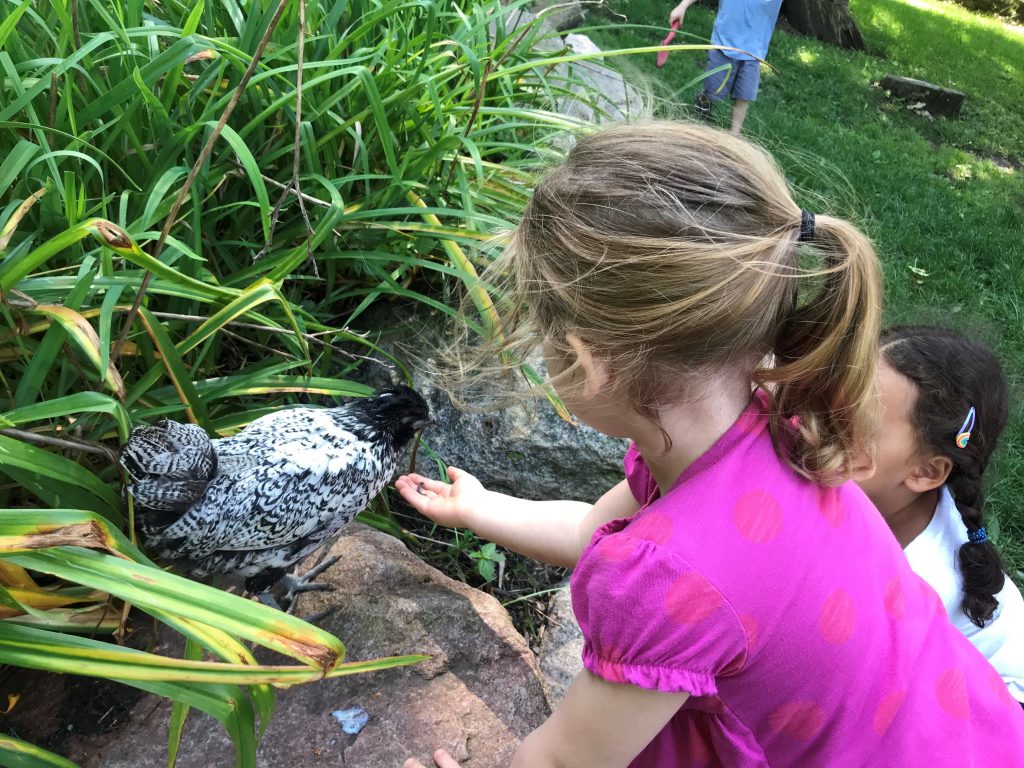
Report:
798,209,816,243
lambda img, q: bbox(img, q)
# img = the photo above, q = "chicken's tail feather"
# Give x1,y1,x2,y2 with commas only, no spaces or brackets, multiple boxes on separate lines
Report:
120,420,217,512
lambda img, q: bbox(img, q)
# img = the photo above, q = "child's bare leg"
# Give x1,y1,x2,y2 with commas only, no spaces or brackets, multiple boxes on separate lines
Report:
730,99,751,134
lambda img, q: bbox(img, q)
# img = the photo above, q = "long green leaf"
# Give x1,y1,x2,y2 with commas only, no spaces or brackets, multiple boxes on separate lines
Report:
0,139,39,202
0,734,80,768
5,547,345,669
212,123,271,243
23,305,125,399
0,509,147,561
177,279,278,356
1,392,131,440
134,307,209,428
0,437,122,521
167,636,201,768
0,612,425,684
0,623,258,767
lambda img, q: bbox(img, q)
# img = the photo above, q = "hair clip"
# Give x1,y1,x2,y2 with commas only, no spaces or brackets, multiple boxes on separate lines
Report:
955,406,976,449
968,527,988,545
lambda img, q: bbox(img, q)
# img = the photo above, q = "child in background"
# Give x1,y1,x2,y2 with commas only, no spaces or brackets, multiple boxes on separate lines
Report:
857,326,1024,705
399,122,1024,768
669,0,782,134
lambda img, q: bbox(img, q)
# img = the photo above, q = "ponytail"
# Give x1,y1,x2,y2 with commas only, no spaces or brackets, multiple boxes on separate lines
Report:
880,325,1010,627
948,467,1006,626
452,121,885,478
757,215,883,484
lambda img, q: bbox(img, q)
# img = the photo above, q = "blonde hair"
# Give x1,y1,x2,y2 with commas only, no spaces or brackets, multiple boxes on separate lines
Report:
455,121,882,484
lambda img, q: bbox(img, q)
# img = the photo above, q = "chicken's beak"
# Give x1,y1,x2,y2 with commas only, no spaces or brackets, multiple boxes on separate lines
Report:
411,418,434,431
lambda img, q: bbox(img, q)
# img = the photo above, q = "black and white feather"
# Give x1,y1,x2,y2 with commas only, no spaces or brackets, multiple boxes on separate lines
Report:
120,386,430,594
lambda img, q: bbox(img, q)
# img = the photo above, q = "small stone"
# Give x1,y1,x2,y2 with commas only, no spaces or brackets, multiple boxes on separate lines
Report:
330,706,370,735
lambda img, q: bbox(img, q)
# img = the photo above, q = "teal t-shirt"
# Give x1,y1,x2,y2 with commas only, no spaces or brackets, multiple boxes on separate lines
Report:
711,0,783,61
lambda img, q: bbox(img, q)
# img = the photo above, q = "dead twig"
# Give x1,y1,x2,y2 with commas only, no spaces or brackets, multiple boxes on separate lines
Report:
0,427,119,464
258,171,333,209
220,327,296,361
143,310,390,367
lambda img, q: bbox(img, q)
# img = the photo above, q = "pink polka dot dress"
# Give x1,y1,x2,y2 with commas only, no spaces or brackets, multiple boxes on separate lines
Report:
571,391,1024,767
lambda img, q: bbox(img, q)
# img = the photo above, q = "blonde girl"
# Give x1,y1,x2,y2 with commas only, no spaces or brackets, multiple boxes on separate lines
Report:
399,122,1024,767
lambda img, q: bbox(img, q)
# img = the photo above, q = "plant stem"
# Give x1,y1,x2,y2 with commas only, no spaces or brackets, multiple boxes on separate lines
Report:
0,427,117,463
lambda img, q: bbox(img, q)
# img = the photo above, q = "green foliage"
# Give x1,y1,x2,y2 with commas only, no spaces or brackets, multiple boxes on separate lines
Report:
469,541,507,582
0,0,642,763
0,733,79,768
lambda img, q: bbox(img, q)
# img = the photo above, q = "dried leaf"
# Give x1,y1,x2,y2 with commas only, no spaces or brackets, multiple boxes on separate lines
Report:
0,694,19,714
0,521,125,555
0,187,46,251
185,49,219,64
90,220,133,250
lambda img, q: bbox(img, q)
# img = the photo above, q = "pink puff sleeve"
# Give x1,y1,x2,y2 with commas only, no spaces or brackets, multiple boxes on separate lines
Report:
571,533,747,698
623,443,658,506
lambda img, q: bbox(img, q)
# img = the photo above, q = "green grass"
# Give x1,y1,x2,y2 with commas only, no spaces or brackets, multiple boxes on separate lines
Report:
589,0,1024,580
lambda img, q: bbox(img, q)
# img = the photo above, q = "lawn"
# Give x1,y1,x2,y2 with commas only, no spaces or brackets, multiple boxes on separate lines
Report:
588,0,1024,579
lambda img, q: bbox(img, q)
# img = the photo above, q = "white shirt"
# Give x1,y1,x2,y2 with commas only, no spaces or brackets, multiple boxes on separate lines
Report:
905,486,1024,702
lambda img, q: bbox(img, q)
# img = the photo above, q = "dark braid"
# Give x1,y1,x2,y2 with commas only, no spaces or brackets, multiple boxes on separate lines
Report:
881,326,1009,627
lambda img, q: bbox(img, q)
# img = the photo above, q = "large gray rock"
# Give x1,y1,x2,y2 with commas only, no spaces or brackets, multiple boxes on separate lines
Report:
537,581,585,708
496,9,643,131
358,305,629,503
556,34,646,124
497,6,565,55
31,525,550,767
410,376,627,503
534,0,586,32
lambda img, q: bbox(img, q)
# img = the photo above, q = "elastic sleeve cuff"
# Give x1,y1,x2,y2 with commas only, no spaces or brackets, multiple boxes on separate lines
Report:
582,645,718,697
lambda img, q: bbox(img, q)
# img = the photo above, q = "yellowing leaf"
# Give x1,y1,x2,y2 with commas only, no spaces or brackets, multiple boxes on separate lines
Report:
0,186,45,252
24,305,126,399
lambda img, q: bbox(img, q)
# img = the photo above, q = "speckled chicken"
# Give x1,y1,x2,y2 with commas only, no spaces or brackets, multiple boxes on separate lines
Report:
119,386,430,603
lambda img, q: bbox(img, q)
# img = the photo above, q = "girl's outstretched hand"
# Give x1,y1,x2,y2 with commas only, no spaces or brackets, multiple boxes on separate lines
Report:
395,466,487,529
404,749,461,768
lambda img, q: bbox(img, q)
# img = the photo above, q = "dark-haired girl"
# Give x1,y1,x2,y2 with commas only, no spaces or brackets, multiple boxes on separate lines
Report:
858,326,1024,704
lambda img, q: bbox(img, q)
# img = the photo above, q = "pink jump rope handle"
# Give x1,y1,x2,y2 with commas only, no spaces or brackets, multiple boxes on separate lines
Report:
656,20,680,68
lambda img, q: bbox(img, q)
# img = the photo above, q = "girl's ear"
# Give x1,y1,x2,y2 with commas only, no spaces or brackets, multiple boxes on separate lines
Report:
565,333,609,400
849,450,876,483
904,454,954,493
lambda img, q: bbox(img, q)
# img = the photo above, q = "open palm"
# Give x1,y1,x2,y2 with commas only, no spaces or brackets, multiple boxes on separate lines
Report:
395,466,487,529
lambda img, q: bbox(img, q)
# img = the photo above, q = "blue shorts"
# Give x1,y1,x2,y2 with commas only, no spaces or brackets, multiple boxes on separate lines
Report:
702,48,761,102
